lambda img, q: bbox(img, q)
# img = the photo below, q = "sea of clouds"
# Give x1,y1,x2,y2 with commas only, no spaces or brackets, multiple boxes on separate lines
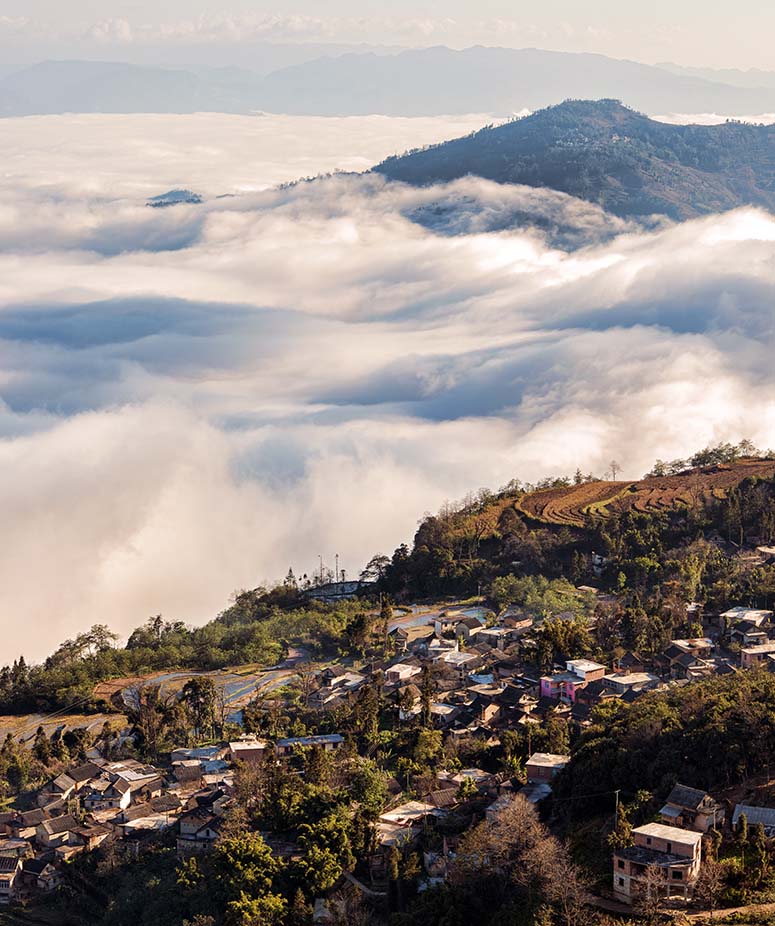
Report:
2,111,775,660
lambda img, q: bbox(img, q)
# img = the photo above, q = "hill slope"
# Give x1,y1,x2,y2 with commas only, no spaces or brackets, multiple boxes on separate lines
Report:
512,459,775,529
375,99,775,219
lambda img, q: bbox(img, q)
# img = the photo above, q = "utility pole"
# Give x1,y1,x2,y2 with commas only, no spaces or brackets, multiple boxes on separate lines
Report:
319,554,323,586
335,553,339,585
614,789,620,817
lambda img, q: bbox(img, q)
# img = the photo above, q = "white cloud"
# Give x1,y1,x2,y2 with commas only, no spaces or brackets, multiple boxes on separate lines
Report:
1,112,775,660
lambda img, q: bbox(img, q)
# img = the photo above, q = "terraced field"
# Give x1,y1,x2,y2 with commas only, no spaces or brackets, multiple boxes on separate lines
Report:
513,459,775,528
0,711,127,746
94,664,303,724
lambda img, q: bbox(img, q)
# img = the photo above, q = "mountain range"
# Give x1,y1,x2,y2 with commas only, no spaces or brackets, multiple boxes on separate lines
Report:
375,99,775,220
6,47,775,118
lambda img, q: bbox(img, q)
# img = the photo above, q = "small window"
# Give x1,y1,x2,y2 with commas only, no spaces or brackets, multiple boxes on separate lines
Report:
617,860,625,869
646,837,652,845
666,842,672,853
618,877,625,887
672,870,682,880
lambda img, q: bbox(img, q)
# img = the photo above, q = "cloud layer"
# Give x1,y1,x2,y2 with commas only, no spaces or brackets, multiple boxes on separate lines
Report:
2,112,775,659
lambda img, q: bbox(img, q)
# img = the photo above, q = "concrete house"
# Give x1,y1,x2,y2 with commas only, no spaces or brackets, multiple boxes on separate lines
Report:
385,663,423,685
741,643,775,669
603,672,659,695
540,659,607,703
613,823,702,903
525,753,570,783
228,736,270,765
275,734,344,757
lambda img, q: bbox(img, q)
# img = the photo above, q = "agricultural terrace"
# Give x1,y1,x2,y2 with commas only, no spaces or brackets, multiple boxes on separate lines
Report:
513,459,775,528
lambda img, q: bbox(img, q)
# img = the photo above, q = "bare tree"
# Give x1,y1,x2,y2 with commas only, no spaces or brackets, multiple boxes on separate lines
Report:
295,662,319,707
635,864,668,926
694,856,725,921
610,460,621,481
546,852,588,926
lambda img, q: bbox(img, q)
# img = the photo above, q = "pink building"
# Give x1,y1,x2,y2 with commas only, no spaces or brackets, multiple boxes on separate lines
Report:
540,659,607,703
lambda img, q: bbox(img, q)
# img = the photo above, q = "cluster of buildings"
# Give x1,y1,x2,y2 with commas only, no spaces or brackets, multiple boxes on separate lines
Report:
312,599,775,747
4,596,775,909
0,736,355,905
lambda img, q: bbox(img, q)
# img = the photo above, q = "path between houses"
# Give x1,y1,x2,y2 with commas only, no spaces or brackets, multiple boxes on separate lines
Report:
587,893,775,923
682,900,775,922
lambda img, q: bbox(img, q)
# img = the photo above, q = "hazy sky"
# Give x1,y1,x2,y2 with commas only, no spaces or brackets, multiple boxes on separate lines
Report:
2,0,774,70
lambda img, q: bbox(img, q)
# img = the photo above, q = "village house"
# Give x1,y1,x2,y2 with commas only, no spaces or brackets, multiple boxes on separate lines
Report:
0,856,22,905
36,814,79,850
603,672,660,695
525,752,570,784
275,734,344,758
732,804,775,837
21,857,61,894
171,746,227,764
476,627,516,650
540,659,607,703
433,650,482,680
390,625,436,654
10,809,47,841
741,643,775,669
721,607,773,627
377,800,447,845
455,616,487,643
385,662,423,685
36,773,76,808
660,784,724,832
66,762,103,793
84,777,131,812
731,620,770,647
176,809,224,857
228,736,270,765
613,822,702,903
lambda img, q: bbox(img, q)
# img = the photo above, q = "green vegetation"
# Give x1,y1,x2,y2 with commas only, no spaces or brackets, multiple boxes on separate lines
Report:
0,589,363,716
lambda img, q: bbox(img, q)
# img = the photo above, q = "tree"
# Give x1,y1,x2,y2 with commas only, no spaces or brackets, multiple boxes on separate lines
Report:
610,460,621,481
607,802,632,850
32,726,51,765
296,811,355,895
360,554,390,583
737,811,749,850
419,664,434,729
288,889,313,926
182,677,217,740
211,832,285,924
635,864,668,926
695,857,725,921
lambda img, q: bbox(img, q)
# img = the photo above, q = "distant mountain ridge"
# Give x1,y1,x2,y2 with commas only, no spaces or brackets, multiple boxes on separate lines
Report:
374,100,775,220
6,47,775,117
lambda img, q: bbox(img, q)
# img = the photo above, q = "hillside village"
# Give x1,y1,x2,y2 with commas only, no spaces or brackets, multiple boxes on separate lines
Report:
3,447,775,924
5,585,775,920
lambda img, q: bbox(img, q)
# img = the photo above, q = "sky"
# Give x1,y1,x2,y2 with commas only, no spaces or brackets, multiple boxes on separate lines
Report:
1,0,775,71
2,110,775,661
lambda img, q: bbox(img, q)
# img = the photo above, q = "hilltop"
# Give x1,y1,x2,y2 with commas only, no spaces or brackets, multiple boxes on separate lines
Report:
375,100,775,220
513,458,775,528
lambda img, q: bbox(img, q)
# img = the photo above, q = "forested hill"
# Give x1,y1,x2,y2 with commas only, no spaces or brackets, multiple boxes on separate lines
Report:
374,100,775,220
